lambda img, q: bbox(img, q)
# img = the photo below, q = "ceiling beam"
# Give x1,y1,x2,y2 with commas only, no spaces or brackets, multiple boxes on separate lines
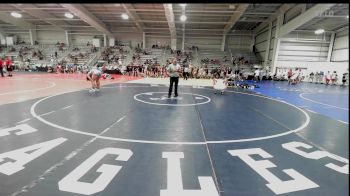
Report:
25,18,82,21
18,7,67,10
243,12,278,15
138,20,235,25
12,4,68,31
254,4,295,34
163,4,176,39
238,20,268,22
279,4,336,37
332,22,350,32
0,12,35,30
61,4,114,38
126,9,242,14
121,4,144,32
223,4,249,34
335,25,348,33
175,10,242,13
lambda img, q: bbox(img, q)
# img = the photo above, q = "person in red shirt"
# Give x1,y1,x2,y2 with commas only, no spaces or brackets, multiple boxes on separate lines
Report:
5,56,13,77
0,58,4,77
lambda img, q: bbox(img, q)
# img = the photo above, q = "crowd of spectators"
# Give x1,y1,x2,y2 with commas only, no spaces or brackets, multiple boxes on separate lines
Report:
151,44,170,50
3,41,347,86
306,70,349,86
101,46,127,63
201,55,249,67
271,68,349,86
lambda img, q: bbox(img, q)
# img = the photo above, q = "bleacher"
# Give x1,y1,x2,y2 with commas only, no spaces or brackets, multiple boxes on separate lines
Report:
231,50,261,65
97,46,128,65
136,48,162,65
66,46,98,67
197,49,231,73
0,44,101,72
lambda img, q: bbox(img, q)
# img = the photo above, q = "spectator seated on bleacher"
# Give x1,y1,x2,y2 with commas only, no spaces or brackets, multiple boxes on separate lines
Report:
16,41,26,45
47,65,54,73
9,47,16,52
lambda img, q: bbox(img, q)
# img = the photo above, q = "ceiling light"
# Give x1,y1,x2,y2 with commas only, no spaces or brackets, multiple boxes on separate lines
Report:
180,15,187,22
229,5,236,9
180,4,187,7
347,15,349,19
121,13,129,20
11,12,22,18
314,29,325,35
65,12,74,19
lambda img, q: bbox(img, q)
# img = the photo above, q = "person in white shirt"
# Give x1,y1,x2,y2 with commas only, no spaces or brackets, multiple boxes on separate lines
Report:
213,75,227,95
331,71,338,85
86,67,102,93
259,69,264,81
184,66,189,80
167,59,181,98
121,65,126,75
254,69,260,81
289,68,301,85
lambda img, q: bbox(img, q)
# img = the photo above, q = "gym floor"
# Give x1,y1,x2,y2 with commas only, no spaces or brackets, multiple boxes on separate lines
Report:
0,73,348,196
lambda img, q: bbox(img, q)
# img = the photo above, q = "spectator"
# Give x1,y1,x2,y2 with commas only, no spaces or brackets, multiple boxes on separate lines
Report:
341,73,348,86
184,66,190,80
254,68,260,81
5,56,13,77
0,57,4,77
325,71,331,85
319,71,324,84
287,69,293,80
309,72,314,83
331,71,338,85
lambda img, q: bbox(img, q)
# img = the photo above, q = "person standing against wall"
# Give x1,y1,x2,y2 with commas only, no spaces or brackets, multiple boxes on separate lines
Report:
167,59,181,98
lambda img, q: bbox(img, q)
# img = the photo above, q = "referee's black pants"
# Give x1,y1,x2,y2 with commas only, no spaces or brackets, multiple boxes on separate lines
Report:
168,76,179,97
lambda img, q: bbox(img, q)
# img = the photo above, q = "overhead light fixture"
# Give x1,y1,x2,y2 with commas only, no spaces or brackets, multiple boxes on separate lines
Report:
121,13,129,20
11,12,22,18
180,4,187,7
65,12,74,19
180,15,187,22
314,29,325,35
347,15,349,19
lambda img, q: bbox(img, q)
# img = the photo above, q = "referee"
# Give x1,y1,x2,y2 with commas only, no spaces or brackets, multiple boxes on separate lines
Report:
167,59,181,98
